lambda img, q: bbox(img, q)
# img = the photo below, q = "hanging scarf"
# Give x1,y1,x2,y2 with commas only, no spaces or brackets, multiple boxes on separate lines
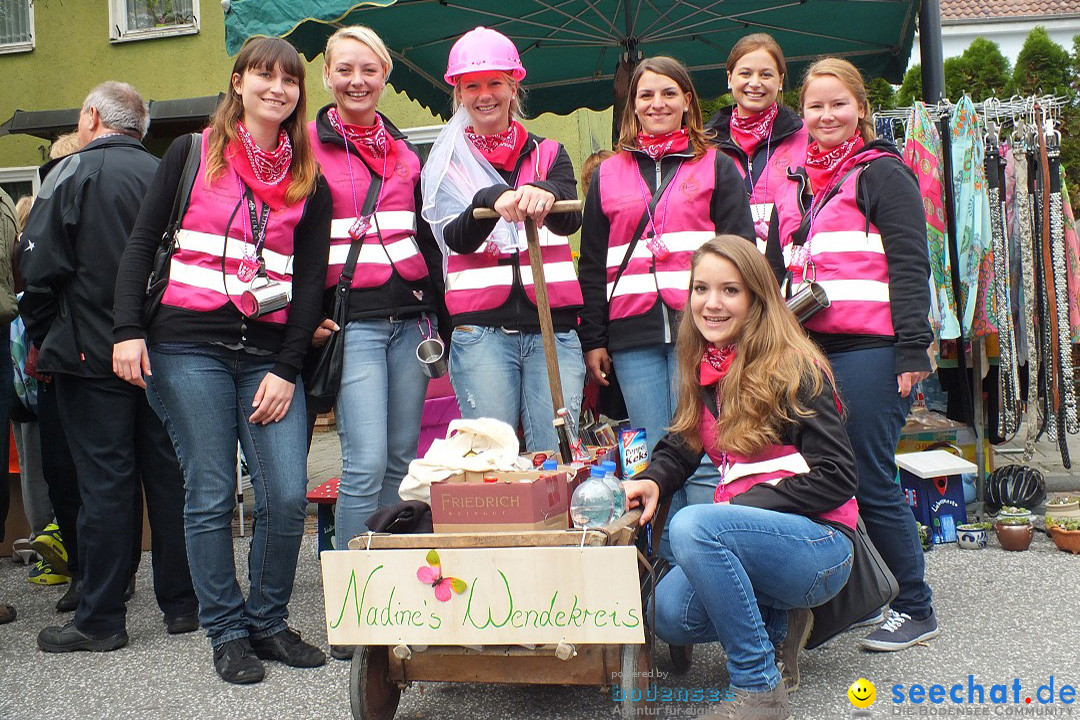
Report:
699,344,737,386
805,133,863,195
729,103,778,157
230,122,293,210
327,107,398,179
1061,169,1080,344
464,121,528,171
903,102,959,340
636,127,690,160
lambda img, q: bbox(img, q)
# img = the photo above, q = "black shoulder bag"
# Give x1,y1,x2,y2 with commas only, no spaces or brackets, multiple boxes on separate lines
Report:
303,173,383,414
143,134,202,324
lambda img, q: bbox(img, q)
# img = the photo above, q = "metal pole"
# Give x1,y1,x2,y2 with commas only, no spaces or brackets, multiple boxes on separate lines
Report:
919,0,946,103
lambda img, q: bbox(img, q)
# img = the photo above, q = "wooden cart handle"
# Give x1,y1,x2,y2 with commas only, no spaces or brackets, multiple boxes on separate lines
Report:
471,199,583,219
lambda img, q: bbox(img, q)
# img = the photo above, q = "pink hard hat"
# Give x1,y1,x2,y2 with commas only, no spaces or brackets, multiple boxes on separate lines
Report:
444,26,526,85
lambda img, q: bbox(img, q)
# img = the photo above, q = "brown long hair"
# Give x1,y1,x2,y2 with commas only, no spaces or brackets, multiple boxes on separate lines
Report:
205,37,318,205
617,56,710,161
800,57,876,144
669,236,833,456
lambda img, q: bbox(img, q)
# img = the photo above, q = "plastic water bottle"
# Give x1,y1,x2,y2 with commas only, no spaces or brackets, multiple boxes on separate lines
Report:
570,467,616,529
601,460,626,520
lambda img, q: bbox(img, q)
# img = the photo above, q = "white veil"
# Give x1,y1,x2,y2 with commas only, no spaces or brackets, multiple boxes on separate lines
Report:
420,107,523,279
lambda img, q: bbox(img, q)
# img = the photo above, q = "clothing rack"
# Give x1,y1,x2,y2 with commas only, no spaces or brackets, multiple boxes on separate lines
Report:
877,95,1074,512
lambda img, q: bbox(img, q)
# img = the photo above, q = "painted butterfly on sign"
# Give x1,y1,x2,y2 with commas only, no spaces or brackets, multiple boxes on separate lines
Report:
416,549,467,602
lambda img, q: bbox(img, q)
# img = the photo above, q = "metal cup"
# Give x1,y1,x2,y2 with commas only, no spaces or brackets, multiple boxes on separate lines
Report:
240,278,290,318
416,337,448,378
786,282,830,324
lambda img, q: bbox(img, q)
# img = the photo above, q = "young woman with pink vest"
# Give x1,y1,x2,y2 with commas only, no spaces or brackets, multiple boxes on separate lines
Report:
112,37,331,684
578,57,754,529
421,27,584,452
767,58,937,653
704,33,808,252
307,27,444,556
624,236,857,719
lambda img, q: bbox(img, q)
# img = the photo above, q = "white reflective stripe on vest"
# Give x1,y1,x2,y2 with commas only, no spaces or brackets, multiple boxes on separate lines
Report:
329,210,416,239
811,230,884,255
750,202,774,218
723,452,810,485
608,273,658,299
176,229,294,277
604,230,714,267
816,279,890,302
447,265,514,292
519,260,577,285
655,269,691,291
169,258,294,299
327,235,422,266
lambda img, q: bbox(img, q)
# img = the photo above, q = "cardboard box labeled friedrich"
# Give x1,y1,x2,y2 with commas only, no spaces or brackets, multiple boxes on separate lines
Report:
430,468,576,533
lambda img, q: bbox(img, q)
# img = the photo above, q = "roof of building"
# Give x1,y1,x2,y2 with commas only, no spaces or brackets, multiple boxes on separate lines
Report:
941,0,1080,20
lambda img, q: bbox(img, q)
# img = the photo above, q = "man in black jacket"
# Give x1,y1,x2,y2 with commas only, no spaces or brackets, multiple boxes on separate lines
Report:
20,81,197,652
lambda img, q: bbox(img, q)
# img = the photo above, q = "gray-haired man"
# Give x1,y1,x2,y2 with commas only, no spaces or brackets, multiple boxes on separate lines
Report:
20,81,197,652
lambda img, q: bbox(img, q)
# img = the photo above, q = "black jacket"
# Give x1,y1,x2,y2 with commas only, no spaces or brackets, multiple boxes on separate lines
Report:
20,134,161,378
705,104,805,193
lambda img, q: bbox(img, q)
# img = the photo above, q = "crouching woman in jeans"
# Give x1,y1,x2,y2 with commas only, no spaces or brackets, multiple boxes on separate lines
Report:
623,236,857,719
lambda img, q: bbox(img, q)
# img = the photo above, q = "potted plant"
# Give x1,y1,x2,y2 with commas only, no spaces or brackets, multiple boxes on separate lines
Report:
994,516,1034,551
1046,496,1080,520
1045,517,1080,554
917,523,933,551
997,505,1032,520
956,522,992,549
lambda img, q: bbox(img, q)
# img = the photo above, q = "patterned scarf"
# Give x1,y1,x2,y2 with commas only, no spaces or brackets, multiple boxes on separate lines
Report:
465,121,528,171
328,106,397,179
729,103,778,156
699,343,737,387
805,133,863,195
229,121,293,210
636,127,690,160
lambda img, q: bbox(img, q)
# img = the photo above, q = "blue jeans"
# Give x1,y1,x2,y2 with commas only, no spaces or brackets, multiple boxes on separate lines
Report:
829,346,933,618
653,504,853,692
147,344,309,646
335,318,431,547
449,325,585,453
612,343,720,555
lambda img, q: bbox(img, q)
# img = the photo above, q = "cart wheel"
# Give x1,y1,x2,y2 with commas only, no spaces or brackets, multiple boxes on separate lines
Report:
619,643,654,720
669,643,693,673
349,646,401,720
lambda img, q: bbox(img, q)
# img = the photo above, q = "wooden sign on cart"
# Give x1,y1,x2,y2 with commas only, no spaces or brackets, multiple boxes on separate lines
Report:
321,546,645,646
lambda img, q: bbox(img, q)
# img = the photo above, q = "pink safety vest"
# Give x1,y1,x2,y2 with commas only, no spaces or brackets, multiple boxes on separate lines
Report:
308,122,429,290
724,126,808,252
162,128,305,325
599,150,717,319
443,138,582,317
775,149,897,338
701,408,858,529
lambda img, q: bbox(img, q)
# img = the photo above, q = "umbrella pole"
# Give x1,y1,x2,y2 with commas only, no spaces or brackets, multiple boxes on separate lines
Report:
473,200,583,462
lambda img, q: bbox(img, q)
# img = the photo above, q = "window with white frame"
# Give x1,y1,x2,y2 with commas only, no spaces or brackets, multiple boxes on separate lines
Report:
0,167,41,207
109,0,199,43
0,0,34,54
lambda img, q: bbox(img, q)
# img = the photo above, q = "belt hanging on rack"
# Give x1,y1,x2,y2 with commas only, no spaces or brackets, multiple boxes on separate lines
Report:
1046,130,1078,437
1014,146,1041,460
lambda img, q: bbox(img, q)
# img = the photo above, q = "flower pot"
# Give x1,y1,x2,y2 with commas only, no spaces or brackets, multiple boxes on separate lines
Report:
1048,527,1080,554
994,522,1034,551
1045,498,1080,520
956,525,988,549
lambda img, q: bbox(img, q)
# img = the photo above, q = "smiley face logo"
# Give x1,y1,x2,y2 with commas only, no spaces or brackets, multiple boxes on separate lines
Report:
848,678,876,708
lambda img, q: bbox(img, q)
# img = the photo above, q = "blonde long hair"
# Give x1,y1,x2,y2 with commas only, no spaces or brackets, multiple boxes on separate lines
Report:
204,36,318,205
669,236,833,456
617,56,710,161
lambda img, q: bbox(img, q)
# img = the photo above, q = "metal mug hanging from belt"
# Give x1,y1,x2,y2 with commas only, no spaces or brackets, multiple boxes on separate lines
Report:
786,281,830,324
415,317,447,378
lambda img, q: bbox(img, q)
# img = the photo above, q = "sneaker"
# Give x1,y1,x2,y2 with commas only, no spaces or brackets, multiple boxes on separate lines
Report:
251,628,326,668
330,645,356,661
849,608,887,630
213,638,266,684
28,559,70,586
775,608,814,693
30,524,69,577
165,613,200,635
56,580,80,612
701,684,793,720
861,610,940,651
37,622,128,653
